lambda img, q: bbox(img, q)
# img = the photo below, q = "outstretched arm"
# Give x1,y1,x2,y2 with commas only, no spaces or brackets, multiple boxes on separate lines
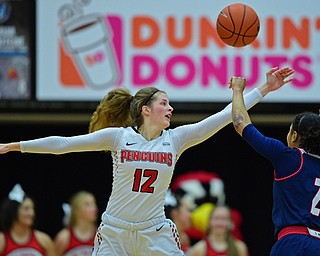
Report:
0,127,120,154
172,67,294,155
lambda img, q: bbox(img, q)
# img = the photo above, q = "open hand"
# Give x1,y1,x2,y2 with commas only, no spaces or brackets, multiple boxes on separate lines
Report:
265,67,294,92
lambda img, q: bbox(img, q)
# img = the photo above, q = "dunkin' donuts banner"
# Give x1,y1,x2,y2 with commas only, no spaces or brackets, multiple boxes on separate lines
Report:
36,0,320,102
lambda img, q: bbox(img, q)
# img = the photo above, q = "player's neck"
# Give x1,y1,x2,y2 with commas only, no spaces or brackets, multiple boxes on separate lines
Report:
138,125,162,141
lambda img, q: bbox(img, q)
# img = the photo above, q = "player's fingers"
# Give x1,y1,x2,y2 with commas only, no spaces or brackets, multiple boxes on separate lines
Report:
274,72,282,80
278,70,294,81
267,67,279,75
280,68,294,76
283,78,294,84
284,70,295,78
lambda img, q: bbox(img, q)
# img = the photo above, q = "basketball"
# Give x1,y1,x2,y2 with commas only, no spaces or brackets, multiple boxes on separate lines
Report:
216,3,260,47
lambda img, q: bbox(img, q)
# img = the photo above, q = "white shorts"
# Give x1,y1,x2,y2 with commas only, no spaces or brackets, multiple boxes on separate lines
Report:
92,214,184,255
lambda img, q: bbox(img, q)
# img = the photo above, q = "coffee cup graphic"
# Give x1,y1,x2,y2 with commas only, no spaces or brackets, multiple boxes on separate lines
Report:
61,13,119,89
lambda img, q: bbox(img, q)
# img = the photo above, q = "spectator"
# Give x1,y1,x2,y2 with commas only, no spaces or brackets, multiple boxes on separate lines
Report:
189,205,248,256
164,189,192,253
54,190,98,255
0,184,56,256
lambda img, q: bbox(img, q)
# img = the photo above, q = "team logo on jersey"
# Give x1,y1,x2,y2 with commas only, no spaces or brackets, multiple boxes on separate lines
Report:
126,142,138,146
156,224,165,231
121,150,173,166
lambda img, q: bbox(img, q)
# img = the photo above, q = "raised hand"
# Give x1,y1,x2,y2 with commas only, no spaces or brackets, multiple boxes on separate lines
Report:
230,77,247,92
265,67,294,93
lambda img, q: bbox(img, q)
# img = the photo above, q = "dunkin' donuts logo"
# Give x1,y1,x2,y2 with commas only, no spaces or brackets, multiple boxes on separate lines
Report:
58,1,122,90
55,0,316,95
59,15,122,89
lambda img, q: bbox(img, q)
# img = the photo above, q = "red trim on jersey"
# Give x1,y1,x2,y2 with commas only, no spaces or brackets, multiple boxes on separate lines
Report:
278,226,320,240
274,148,304,181
1,230,46,255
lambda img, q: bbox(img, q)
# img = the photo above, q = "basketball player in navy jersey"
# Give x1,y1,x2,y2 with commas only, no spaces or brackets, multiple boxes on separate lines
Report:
0,66,293,255
231,74,320,256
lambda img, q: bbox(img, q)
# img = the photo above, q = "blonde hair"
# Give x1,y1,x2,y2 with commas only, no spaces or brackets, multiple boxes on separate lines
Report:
68,191,96,228
89,86,165,133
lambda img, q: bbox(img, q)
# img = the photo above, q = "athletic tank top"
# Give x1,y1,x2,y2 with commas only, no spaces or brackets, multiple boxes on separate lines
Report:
0,230,46,256
63,228,95,256
205,238,228,256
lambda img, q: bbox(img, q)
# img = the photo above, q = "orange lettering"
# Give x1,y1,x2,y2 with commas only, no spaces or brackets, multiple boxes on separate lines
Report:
316,17,320,30
283,17,309,49
132,17,159,47
200,17,225,48
266,17,275,49
167,16,192,48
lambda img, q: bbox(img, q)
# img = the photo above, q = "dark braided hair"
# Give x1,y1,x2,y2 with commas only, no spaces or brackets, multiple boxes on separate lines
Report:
292,112,320,155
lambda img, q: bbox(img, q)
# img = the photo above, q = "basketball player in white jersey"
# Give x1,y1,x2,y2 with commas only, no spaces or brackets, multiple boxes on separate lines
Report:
0,67,293,255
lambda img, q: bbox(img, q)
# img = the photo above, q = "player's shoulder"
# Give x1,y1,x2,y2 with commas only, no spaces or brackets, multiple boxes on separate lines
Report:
120,126,140,139
162,128,173,137
123,126,135,131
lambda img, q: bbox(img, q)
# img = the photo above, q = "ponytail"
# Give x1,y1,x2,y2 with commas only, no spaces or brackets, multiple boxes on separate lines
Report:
89,88,133,133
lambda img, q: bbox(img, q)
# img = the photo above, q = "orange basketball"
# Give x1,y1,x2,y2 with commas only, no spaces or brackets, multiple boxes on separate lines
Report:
216,3,260,47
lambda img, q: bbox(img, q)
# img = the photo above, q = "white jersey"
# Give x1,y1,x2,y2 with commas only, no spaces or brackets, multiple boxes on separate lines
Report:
105,127,177,222
20,88,262,223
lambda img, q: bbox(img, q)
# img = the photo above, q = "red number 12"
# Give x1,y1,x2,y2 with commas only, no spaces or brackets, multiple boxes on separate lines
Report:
132,169,158,193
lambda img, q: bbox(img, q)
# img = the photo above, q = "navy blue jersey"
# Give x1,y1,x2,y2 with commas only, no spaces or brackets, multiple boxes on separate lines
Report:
243,124,320,236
